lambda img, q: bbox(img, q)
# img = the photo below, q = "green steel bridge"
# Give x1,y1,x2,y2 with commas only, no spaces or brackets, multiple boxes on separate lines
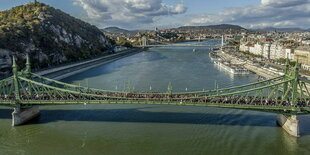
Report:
1,55,310,115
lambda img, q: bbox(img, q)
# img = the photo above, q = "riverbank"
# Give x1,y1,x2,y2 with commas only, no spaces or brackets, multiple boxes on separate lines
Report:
35,48,143,80
217,51,282,79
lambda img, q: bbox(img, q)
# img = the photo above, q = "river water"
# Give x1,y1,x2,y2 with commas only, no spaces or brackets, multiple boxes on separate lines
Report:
1,40,310,154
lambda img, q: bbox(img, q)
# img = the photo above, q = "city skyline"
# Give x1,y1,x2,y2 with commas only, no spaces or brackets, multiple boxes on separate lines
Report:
0,0,309,30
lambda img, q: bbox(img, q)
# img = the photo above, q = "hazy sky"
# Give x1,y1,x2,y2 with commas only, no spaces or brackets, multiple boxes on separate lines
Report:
0,0,309,30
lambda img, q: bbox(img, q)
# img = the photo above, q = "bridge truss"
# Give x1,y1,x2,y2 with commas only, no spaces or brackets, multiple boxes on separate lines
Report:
1,55,310,115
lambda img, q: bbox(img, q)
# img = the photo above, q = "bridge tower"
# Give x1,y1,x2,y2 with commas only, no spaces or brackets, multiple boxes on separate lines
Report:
277,59,301,137
282,59,290,100
25,54,33,95
141,36,147,48
11,56,40,126
12,56,20,101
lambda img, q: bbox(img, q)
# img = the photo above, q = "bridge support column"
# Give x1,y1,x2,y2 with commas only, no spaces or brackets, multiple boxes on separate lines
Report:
276,114,299,137
12,106,40,126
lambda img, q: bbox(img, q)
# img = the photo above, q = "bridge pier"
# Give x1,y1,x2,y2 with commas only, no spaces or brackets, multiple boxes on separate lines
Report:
276,114,299,137
12,106,40,126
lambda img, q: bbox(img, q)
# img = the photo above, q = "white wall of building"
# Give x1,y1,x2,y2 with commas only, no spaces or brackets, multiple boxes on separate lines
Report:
285,49,294,60
249,43,263,56
240,44,250,52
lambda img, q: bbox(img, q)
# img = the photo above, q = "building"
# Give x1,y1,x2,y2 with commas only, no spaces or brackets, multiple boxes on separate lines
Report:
285,49,294,60
262,42,271,59
240,43,251,52
302,38,310,45
294,46,310,70
269,43,284,60
249,42,263,56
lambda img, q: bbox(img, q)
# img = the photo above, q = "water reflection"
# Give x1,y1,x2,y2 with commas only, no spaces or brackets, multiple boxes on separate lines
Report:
280,130,298,153
63,41,257,92
214,64,235,81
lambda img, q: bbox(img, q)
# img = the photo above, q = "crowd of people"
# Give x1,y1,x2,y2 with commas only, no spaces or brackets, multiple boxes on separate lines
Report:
1,92,310,107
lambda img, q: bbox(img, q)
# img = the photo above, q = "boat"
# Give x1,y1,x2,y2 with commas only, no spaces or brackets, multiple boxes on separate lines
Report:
193,48,196,52
214,60,250,75
209,52,221,61
258,76,266,81
209,51,249,75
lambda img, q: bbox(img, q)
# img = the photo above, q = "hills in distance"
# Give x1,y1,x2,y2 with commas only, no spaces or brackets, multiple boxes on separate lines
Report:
0,2,113,69
176,24,246,31
254,27,310,32
103,24,247,35
103,24,310,35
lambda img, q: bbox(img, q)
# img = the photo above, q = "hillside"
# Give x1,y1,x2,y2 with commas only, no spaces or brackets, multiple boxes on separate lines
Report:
0,2,113,70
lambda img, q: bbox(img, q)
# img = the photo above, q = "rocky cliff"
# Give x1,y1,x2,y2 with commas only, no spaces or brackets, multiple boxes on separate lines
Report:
0,2,113,71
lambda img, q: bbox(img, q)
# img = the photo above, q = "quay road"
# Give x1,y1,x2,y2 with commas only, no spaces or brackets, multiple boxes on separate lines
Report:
35,48,141,80
135,44,235,48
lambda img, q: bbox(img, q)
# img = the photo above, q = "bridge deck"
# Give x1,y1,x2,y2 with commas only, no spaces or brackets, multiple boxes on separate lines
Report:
1,100,309,115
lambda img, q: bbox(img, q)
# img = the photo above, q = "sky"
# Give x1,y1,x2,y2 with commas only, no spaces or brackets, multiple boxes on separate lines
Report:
0,0,309,30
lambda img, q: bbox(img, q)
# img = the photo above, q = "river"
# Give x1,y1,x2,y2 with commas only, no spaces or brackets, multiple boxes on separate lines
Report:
0,40,310,154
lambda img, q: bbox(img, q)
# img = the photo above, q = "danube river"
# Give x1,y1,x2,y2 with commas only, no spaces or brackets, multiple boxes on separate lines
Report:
1,40,310,154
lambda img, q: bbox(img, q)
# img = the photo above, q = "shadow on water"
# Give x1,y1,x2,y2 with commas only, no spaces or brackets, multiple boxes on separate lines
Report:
2,106,310,137
62,52,167,82
2,107,310,136
298,116,310,136
0,107,277,127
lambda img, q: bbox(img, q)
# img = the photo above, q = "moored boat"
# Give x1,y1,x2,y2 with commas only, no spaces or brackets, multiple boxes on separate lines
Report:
214,60,250,75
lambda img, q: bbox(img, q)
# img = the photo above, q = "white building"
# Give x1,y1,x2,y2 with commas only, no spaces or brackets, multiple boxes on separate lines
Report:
294,46,310,71
269,43,285,60
240,43,251,52
262,43,271,59
302,40,310,45
249,43,263,56
285,49,294,60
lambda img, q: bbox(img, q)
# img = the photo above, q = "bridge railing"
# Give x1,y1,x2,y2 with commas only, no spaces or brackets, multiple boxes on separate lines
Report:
8,76,296,104
29,72,285,96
